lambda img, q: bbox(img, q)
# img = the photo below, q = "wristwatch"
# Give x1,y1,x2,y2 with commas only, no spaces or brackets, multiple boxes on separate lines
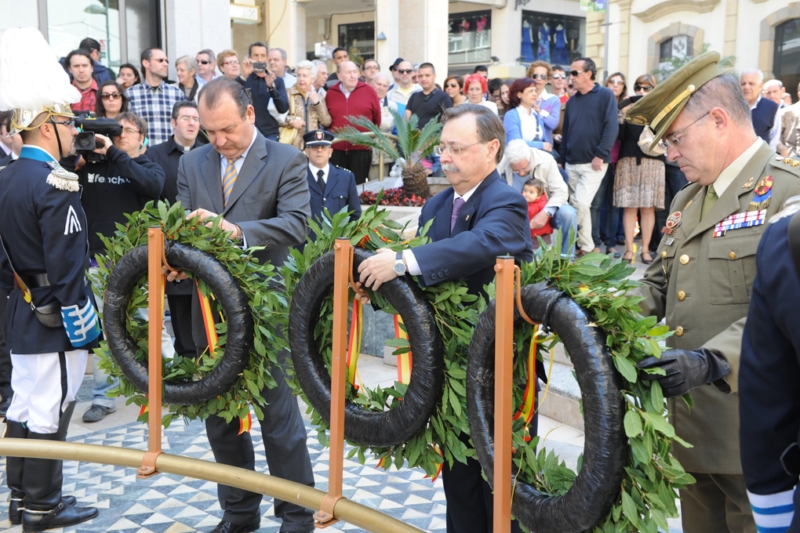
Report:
393,252,407,276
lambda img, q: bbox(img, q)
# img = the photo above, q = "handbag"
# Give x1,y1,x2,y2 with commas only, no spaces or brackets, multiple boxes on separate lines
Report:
278,92,298,144
638,125,665,157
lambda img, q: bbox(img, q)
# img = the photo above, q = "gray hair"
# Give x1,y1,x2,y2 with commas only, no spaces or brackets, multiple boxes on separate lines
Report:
175,55,197,73
373,72,391,84
441,104,506,163
313,59,327,71
683,75,751,127
764,78,783,90
197,49,215,62
505,139,533,165
295,60,317,79
740,69,764,84
198,77,251,118
269,47,287,61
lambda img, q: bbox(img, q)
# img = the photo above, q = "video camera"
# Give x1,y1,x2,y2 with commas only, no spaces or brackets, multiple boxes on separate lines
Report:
74,116,122,163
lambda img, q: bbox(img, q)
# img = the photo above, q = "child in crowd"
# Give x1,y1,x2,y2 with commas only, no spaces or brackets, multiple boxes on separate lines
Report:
522,178,552,248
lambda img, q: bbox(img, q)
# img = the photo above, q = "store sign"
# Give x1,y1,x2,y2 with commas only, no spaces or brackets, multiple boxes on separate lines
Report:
230,4,261,24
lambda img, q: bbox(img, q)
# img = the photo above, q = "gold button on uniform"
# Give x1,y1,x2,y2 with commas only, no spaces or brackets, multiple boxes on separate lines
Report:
679,254,689,264
677,290,686,301
675,326,684,337
729,251,736,259
661,251,667,258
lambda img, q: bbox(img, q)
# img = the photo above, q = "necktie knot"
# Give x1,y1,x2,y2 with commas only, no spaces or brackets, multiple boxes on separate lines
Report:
450,197,466,233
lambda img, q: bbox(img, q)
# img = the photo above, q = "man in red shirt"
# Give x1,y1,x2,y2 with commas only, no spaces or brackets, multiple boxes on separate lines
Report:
67,49,97,114
326,60,381,185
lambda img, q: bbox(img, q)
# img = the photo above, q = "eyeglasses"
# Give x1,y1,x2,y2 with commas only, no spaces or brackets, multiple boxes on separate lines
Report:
224,60,239,66
445,83,460,88
52,119,76,129
177,115,200,123
364,65,379,70
433,141,482,156
551,74,566,80
569,70,583,77
634,84,654,92
658,111,710,150
397,69,413,74
101,92,121,100
607,79,625,86
530,74,548,81
121,127,141,135
198,59,212,65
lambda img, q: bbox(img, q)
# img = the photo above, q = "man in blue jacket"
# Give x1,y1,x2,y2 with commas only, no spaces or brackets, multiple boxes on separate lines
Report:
304,129,361,231
357,104,533,533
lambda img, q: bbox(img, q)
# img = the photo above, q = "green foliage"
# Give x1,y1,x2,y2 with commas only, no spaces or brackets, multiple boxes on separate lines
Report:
91,200,286,424
652,42,736,80
283,208,693,532
333,108,442,167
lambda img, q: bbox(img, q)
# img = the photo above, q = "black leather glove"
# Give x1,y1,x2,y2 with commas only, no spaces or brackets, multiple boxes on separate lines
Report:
637,348,731,397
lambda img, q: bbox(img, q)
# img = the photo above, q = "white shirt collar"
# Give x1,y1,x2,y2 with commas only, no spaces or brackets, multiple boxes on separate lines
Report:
308,162,330,182
454,180,483,204
749,94,762,111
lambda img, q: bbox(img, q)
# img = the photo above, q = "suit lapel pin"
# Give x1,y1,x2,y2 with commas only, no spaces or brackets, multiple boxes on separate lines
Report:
661,211,682,235
742,177,754,189
465,215,470,221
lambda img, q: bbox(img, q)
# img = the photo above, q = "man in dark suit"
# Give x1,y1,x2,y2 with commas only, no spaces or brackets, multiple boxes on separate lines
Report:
303,128,361,227
175,77,314,533
146,100,203,359
357,104,533,533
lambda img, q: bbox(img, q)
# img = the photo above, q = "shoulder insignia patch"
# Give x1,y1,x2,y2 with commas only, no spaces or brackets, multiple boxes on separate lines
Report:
769,157,800,176
626,115,649,126
769,195,800,224
46,162,79,192
64,205,83,235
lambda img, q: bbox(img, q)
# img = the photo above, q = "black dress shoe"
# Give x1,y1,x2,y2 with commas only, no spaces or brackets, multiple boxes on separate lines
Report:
10,496,77,525
209,519,261,533
22,501,98,532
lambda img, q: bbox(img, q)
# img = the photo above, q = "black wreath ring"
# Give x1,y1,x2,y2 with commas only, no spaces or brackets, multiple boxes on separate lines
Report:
289,247,444,448
103,241,254,405
467,282,627,533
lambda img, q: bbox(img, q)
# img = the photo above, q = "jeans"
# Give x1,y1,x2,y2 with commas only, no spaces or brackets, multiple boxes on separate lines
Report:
650,164,688,252
551,204,578,256
590,163,619,249
566,162,609,252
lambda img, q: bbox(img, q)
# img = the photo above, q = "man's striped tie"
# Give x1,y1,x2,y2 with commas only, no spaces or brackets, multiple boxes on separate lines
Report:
223,157,238,207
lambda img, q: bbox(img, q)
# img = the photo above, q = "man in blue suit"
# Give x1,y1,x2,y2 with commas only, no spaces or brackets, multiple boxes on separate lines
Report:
304,129,361,229
357,104,533,533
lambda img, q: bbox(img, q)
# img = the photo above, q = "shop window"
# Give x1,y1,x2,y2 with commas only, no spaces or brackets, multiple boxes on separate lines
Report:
774,18,800,102
47,0,121,71
0,0,38,43
521,11,585,68
448,10,492,65
338,21,374,66
659,35,693,69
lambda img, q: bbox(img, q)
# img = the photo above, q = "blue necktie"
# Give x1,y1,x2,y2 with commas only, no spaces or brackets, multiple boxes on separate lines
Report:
450,197,465,234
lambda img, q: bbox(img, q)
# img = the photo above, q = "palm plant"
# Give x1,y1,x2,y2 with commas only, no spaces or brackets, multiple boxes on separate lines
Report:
333,107,441,198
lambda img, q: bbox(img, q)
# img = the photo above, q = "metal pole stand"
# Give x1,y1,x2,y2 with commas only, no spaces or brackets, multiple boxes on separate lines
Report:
493,256,515,533
137,227,164,478
314,238,352,528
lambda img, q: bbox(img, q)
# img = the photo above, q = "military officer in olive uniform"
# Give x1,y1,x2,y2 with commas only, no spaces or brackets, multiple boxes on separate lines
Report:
627,52,800,533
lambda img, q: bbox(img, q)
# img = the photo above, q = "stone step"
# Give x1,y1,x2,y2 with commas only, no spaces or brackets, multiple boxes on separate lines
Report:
538,358,583,432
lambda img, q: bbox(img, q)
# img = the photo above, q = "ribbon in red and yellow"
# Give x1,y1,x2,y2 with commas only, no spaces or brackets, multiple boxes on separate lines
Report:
138,403,148,417
514,325,539,436
346,300,363,389
238,412,252,435
197,283,219,356
394,315,413,385
423,445,444,482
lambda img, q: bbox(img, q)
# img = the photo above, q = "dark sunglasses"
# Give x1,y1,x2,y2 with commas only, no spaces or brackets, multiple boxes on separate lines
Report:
634,84,654,92
530,74,548,80
197,59,212,65
101,92,121,100
397,69,413,74
569,70,583,77
445,83,460,88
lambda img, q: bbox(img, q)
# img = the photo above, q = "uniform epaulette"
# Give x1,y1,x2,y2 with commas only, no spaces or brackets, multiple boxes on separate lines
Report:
45,161,79,192
770,194,800,224
770,156,800,177
332,164,354,175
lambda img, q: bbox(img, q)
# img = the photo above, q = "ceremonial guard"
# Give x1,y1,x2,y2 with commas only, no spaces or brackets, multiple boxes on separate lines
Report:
304,129,362,225
739,201,800,532
628,52,800,533
0,28,101,532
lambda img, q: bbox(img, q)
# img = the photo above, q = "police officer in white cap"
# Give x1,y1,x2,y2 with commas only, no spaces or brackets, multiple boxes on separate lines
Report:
0,27,101,531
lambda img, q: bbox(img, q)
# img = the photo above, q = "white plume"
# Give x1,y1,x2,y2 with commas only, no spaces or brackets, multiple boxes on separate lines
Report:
0,27,80,111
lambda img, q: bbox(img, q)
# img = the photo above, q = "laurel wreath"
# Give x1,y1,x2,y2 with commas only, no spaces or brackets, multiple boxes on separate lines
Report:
92,201,286,426
282,201,693,532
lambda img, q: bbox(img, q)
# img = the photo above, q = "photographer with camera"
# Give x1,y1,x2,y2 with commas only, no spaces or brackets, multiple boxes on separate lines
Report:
63,112,166,423
243,41,289,141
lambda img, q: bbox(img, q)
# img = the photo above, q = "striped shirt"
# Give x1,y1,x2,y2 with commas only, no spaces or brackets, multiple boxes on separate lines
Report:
126,81,186,146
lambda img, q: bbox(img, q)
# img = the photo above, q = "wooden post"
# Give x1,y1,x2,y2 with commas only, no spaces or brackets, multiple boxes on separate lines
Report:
138,227,164,478
493,256,515,533
314,237,351,527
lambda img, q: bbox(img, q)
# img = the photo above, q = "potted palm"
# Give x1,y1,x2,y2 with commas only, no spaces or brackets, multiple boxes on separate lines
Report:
333,108,441,198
